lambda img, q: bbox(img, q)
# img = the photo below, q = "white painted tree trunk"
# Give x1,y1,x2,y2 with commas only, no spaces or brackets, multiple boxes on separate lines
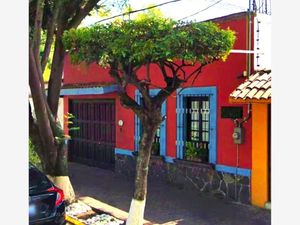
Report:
126,198,146,225
47,175,76,203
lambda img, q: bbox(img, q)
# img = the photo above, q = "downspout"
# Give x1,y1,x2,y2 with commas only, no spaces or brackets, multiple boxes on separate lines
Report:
232,2,254,202
246,3,253,76
233,103,252,201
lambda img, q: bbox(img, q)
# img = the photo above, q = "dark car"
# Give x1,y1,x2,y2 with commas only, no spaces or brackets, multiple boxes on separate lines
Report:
29,163,66,225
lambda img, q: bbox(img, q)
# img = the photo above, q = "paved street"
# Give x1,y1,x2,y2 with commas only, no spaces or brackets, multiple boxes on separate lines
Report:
68,162,271,225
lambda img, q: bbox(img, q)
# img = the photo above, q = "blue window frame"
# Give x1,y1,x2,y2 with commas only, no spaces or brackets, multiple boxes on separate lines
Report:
176,87,217,164
134,89,166,157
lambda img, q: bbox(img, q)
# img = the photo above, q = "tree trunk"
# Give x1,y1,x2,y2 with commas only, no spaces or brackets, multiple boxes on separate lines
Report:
47,32,65,116
126,113,161,225
29,45,76,203
47,143,75,204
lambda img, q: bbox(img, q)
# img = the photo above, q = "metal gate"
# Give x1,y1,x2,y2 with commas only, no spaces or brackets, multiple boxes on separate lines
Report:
68,99,116,169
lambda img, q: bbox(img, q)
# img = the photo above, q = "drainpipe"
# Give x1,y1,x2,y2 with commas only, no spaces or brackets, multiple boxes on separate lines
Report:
233,103,252,201
246,2,253,76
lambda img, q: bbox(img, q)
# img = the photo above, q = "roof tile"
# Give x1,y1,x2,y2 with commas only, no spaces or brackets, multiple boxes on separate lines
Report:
230,90,242,98
248,80,260,89
246,88,258,99
249,73,260,81
238,88,251,99
262,80,271,89
256,80,267,89
253,90,265,99
237,81,251,90
261,88,272,99
229,70,271,101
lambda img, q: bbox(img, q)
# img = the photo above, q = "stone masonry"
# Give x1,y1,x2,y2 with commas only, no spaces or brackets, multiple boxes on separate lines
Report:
115,154,250,204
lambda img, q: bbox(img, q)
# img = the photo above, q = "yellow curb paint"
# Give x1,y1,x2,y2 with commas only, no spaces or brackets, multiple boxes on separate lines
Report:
65,215,86,225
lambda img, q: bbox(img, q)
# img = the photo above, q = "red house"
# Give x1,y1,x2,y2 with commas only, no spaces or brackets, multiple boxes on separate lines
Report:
61,11,271,207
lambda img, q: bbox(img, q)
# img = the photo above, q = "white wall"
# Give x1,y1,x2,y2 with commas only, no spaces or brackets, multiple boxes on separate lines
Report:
254,13,272,70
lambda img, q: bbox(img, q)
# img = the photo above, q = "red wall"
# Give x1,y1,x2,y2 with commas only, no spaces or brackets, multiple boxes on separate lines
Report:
64,58,115,84
63,12,253,169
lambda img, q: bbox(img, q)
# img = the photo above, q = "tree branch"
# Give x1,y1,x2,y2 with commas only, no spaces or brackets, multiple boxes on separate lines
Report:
40,0,61,74
182,57,217,83
33,0,44,59
67,0,100,29
121,63,153,107
153,77,182,106
158,62,169,83
29,43,57,168
32,0,45,88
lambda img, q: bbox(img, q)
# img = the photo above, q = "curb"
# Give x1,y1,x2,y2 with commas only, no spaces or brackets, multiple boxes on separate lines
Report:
78,196,153,225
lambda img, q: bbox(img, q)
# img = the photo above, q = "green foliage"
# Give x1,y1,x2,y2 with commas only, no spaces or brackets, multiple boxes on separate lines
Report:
185,142,208,161
64,112,80,140
151,142,159,155
29,139,43,171
63,11,235,69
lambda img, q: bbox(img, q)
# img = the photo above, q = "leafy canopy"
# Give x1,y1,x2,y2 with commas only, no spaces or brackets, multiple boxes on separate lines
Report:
63,12,235,69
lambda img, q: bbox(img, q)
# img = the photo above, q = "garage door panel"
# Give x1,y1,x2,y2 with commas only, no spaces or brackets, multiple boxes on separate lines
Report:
69,99,115,169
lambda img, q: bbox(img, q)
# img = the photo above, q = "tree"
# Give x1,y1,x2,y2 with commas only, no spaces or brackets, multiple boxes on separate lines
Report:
29,0,127,203
63,12,235,224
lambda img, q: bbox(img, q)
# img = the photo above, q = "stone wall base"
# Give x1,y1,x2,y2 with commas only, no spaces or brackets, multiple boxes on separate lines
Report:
115,154,250,204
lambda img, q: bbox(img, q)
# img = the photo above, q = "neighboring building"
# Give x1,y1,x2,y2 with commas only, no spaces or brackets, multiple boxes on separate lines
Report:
61,11,271,207
229,70,271,208
29,82,65,128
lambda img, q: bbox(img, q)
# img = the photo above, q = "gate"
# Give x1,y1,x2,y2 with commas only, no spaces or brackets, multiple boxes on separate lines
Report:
68,99,116,169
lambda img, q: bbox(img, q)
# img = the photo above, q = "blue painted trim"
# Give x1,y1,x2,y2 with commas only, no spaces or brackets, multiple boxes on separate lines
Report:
215,164,251,177
134,91,141,152
160,97,167,157
115,148,133,157
60,84,119,96
164,156,175,163
134,89,166,158
176,87,217,164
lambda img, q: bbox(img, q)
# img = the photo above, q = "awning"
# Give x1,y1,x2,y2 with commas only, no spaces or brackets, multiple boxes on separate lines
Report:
60,82,120,96
229,70,271,104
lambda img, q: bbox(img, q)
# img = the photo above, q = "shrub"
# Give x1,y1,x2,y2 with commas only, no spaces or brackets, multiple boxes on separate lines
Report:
29,139,43,171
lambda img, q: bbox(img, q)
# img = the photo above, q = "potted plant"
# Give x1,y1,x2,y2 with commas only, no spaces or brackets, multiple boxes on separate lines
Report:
185,142,208,162
185,142,201,162
151,142,160,156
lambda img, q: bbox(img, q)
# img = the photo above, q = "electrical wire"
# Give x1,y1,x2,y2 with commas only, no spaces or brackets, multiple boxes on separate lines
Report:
92,0,183,25
178,0,224,21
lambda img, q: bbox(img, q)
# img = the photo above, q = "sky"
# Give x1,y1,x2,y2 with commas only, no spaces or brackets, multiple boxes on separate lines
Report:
82,0,250,26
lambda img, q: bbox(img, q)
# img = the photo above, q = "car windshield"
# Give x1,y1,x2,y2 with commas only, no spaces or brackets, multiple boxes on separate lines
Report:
29,165,52,194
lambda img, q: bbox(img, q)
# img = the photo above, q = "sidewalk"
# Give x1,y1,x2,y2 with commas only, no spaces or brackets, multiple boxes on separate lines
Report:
68,162,271,225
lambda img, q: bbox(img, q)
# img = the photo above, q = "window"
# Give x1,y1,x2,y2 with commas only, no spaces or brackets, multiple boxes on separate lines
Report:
176,87,217,164
185,97,210,162
135,90,167,157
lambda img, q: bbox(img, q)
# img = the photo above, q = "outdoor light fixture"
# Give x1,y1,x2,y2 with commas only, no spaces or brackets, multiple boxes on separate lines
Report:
118,120,124,127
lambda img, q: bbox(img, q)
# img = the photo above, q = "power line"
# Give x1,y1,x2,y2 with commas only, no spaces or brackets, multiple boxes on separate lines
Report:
92,0,183,25
178,0,224,21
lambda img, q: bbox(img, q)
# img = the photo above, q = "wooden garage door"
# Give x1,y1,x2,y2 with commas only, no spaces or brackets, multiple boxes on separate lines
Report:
68,99,116,169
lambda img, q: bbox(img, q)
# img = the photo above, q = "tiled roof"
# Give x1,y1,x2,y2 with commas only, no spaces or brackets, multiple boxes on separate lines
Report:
230,70,271,101
61,82,116,89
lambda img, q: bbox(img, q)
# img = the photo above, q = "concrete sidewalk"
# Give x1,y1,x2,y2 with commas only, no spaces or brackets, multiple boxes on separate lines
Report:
68,162,271,225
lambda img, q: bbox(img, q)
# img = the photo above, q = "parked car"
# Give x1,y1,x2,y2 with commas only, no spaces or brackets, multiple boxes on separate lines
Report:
29,163,66,225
